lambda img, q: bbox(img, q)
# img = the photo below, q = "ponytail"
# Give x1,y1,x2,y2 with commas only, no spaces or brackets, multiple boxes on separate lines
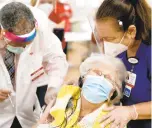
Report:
132,0,151,43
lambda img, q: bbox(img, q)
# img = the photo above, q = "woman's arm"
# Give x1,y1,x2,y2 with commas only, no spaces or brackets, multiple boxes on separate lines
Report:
39,99,56,124
100,101,151,128
135,101,151,119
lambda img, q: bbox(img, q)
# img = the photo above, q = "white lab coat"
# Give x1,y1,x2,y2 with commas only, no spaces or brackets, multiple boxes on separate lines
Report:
0,5,68,128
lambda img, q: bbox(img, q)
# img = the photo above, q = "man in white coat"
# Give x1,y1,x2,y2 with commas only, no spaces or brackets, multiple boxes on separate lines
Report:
0,2,68,128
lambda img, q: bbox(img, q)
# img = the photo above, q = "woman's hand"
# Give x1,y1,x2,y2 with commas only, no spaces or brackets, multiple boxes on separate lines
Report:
100,105,137,128
32,124,39,128
39,99,56,124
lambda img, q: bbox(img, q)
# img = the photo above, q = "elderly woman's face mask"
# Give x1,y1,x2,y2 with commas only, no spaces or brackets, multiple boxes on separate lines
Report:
82,74,114,104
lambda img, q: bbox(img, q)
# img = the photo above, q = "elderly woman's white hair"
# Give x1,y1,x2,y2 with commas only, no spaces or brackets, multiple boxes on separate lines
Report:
79,54,127,103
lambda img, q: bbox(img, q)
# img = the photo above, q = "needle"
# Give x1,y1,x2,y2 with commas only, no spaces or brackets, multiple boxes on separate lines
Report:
8,94,14,108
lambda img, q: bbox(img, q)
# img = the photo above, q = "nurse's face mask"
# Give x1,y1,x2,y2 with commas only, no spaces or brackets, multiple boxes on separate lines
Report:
0,24,37,54
104,33,128,57
96,19,131,56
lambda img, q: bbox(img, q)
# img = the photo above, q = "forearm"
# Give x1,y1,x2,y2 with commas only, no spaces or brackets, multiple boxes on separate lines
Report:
133,101,151,120
43,56,68,89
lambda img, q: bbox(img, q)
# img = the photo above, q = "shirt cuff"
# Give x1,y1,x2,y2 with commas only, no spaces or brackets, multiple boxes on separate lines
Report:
47,76,64,91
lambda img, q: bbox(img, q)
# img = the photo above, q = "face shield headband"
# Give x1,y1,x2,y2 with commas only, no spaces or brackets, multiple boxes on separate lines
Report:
0,22,37,43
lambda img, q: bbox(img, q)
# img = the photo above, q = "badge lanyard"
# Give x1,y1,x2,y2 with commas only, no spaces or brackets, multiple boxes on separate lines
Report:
124,57,139,98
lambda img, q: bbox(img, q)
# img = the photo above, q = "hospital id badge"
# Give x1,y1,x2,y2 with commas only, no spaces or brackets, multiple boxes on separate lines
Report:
125,71,137,88
124,86,132,98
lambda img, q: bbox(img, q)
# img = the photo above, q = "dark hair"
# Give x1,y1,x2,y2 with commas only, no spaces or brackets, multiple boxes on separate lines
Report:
96,0,151,44
78,77,83,88
0,2,35,33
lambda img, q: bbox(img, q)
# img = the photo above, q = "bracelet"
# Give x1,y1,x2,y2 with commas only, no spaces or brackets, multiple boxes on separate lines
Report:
132,105,138,120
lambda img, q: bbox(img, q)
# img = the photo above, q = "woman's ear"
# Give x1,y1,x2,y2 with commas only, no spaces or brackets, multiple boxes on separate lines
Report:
126,25,137,39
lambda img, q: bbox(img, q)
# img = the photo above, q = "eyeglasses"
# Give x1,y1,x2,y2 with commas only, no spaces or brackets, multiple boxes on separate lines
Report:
86,69,119,88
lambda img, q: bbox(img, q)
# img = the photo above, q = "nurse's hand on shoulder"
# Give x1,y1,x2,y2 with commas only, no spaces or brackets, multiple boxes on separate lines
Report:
100,105,137,128
0,89,11,102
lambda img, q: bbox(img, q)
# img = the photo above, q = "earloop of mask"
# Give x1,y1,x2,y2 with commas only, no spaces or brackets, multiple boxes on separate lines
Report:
78,77,83,88
110,90,118,101
119,33,126,44
109,71,119,101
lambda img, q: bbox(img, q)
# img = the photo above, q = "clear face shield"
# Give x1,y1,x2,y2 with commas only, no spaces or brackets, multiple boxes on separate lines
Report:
88,16,105,54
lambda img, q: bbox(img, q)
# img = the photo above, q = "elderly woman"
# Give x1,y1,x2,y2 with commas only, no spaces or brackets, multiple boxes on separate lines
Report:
35,54,137,128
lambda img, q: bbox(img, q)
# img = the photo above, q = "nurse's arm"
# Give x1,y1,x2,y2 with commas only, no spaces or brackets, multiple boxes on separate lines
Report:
135,101,151,119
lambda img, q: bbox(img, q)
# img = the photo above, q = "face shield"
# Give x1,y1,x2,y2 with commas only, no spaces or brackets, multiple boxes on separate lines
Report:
88,16,104,54
0,22,37,54
2,27,37,44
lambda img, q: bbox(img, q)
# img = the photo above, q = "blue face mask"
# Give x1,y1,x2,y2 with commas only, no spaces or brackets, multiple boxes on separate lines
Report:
82,75,113,104
7,45,24,54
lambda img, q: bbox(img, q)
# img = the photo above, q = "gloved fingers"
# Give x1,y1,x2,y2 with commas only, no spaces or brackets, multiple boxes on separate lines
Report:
110,119,120,128
102,105,115,112
119,122,126,128
99,112,111,123
101,117,115,128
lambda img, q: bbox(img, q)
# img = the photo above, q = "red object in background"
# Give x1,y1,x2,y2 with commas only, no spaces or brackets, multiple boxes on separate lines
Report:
49,1,72,51
49,2,72,32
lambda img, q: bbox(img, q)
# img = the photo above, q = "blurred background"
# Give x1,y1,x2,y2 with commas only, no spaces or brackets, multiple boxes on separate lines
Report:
29,0,105,83
7,0,152,82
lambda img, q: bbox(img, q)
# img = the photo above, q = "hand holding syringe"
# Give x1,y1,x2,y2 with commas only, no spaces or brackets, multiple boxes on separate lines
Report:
0,89,14,107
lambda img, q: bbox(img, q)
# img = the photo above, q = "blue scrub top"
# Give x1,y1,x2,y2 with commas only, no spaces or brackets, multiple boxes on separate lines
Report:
117,42,151,128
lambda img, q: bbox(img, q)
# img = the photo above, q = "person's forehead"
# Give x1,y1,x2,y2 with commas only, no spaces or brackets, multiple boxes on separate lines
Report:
92,62,116,74
96,18,120,37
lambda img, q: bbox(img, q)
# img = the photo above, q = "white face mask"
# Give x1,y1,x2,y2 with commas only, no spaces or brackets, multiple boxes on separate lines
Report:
104,34,128,57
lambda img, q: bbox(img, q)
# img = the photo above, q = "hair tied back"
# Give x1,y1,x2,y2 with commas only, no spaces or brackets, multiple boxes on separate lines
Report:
128,0,138,6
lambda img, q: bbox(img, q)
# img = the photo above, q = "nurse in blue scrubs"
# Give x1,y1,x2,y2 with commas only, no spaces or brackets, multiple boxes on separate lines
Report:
95,0,151,128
